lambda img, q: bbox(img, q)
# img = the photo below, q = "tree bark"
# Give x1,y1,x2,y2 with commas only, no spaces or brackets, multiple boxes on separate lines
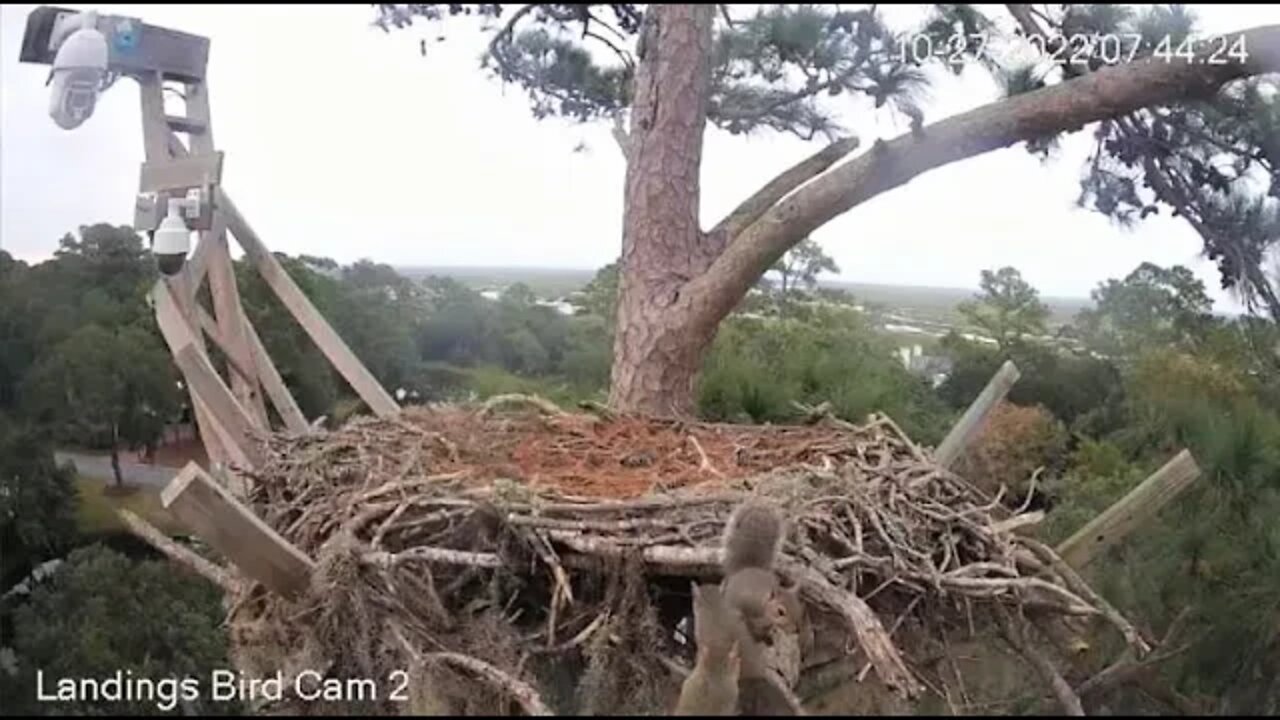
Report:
605,20,1280,416
110,422,124,489
608,5,717,417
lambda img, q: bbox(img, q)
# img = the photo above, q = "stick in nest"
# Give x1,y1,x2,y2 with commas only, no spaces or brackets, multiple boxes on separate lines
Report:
688,435,723,477
391,623,553,716
996,609,1084,717
1019,538,1151,657
784,563,924,699
116,509,239,593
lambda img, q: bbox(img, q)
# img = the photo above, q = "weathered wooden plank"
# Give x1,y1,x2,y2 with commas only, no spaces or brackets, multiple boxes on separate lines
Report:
165,115,207,135
180,208,221,306
218,188,400,418
173,344,264,469
933,360,1021,469
139,95,231,473
182,80,216,154
152,281,260,469
161,462,315,599
116,508,238,593
21,9,208,80
138,71,173,162
239,307,311,434
1056,450,1202,569
139,151,222,194
195,306,257,386
204,231,270,428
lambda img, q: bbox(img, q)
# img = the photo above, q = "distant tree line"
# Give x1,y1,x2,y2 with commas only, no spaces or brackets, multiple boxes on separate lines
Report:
4,217,1280,713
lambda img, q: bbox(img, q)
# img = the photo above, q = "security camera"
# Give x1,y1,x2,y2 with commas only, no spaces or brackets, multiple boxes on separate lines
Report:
45,11,109,130
152,192,199,276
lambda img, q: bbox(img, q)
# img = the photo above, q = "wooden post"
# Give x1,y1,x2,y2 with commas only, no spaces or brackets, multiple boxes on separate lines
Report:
219,188,400,418
1056,450,1202,569
116,508,238,593
161,462,315,599
43,15,380,470
240,307,311,434
206,232,270,428
152,281,261,469
933,360,1021,468
139,72,231,469
196,305,310,435
173,344,264,468
196,306,257,385
159,141,310,437
180,77,270,430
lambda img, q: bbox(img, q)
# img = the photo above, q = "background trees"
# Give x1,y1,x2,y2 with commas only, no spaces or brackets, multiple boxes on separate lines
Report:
372,3,1279,415
957,266,1051,351
22,325,179,488
767,238,841,299
5,214,1280,712
1,546,240,716
0,415,78,589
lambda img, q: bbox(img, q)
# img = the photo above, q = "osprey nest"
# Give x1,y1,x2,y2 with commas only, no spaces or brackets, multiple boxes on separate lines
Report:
220,395,1147,716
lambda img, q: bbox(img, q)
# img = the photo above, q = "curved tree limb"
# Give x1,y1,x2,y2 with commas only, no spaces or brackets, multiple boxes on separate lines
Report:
997,609,1085,716
710,136,862,241
391,621,553,716
682,24,1280,329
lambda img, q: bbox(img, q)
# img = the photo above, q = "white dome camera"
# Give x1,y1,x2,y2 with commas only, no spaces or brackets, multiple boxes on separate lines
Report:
46,11,109,130
153,192,199,276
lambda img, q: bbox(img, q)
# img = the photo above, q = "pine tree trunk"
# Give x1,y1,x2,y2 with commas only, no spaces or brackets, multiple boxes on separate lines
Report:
608,5,717,418
110,422,124,489
600,16,1280,418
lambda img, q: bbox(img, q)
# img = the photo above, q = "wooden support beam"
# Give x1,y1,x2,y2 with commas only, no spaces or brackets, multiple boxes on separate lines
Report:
1056,450,1202,569
205,231,270,429
152,131,345,432
173,344,264,469
137,71,171,160
933,360,1021,468
196,303,309,435
180,208,220,306
116,508,238,593
196,306,258,386
166,115,208,135
161,462,315,599
218,188,400,418
240,307,311,434
141,77,230,468
182,79,216,155
139,151,222,194
152,281,261,469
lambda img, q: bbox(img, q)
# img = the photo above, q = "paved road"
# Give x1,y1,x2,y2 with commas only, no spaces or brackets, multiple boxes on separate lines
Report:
54,451,178,489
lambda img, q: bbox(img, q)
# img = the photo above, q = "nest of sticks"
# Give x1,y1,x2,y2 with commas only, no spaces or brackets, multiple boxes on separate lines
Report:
220,396,1149,716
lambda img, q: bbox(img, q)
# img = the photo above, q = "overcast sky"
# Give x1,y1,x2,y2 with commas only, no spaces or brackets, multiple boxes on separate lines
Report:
2,4,1277,309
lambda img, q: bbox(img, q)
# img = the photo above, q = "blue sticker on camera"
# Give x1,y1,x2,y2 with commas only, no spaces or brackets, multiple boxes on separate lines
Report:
112,19,139,53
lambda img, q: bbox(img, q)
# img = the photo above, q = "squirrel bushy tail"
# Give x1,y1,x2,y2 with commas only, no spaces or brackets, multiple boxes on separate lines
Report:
722,499,785,576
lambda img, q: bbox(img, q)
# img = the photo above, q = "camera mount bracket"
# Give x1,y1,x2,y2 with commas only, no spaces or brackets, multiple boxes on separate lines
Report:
17,7,400,487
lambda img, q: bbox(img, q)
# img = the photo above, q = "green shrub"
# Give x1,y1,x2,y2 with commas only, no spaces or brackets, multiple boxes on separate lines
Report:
698,312,953,444
3,545,238,716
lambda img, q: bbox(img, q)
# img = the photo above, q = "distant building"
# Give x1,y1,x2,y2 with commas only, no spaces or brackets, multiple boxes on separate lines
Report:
897,344,953,387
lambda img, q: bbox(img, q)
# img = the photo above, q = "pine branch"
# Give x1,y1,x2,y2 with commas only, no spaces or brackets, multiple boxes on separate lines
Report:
680,24,1280,331
710,135,862,240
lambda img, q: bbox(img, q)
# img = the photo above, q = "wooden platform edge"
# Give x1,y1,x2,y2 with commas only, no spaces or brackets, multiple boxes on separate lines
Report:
161,461,316,599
